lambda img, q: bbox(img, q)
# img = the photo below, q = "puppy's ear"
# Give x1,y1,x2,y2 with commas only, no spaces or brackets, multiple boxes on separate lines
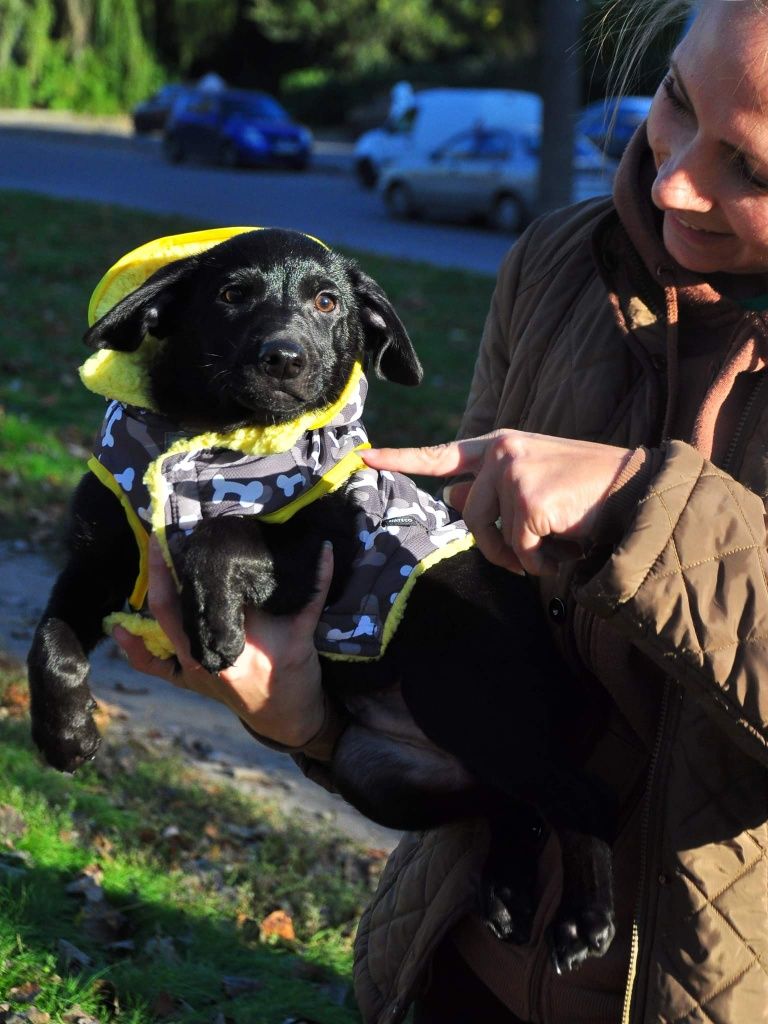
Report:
350,268,423,386
83,260,192,352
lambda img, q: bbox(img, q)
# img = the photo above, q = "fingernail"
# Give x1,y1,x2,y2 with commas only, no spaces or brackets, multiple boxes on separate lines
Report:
443,484,455,507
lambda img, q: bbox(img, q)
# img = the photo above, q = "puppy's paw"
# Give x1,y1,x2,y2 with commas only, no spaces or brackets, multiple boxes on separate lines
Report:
483,879,534,944
190,627,246,675
549,904,616,974
31,697,101,773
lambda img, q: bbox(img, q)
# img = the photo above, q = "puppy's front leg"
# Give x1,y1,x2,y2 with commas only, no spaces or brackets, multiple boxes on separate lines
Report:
178,517,277,672
28,475,138,771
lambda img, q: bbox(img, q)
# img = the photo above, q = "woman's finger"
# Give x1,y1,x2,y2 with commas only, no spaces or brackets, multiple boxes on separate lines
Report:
112,625,181,684
145,538,198,668
296,540,335,631
362,436,495,477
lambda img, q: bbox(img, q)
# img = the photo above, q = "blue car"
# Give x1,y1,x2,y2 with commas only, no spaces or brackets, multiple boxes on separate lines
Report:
577,96,653,160
163,88,313,170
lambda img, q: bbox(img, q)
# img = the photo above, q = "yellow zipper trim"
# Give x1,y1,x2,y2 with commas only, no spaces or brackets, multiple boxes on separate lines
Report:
87,456,149,609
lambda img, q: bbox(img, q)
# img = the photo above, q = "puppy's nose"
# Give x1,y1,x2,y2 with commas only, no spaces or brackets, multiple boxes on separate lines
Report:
256,339,306,381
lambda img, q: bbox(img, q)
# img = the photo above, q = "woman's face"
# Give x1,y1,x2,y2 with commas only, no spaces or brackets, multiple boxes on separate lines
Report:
647,2,768,275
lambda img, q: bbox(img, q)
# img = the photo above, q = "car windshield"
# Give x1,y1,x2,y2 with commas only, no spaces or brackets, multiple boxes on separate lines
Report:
221,95,288,121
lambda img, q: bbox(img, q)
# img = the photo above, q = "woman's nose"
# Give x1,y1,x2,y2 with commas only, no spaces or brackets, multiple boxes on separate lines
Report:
651,149,714,214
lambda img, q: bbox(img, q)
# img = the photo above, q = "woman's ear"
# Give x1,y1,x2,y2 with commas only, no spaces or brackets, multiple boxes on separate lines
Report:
350,267,423,386
83,260,192,352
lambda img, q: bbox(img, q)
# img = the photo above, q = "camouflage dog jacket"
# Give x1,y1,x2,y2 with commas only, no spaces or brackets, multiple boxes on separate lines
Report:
89,363,473,660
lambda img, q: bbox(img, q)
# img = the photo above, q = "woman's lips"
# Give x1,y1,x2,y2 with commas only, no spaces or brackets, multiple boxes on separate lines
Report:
669,212,730,236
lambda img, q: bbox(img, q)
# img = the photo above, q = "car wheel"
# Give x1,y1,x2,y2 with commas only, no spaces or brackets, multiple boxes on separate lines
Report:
385,182,415,219
218,141,240,168
356,158,378,188
163,135,186,164
491,193,525,233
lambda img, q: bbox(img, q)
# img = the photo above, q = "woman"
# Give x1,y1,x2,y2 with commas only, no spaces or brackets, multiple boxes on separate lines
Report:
116,2,768,1020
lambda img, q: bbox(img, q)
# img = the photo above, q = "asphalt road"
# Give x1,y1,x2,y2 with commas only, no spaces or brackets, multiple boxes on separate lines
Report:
0,128,513,275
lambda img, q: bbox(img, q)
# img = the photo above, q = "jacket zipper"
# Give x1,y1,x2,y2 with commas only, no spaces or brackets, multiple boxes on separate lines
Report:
620,681,678,1024
721,369,768,474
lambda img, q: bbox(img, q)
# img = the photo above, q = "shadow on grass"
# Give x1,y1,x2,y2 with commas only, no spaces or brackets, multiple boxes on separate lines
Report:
0,717,364,1024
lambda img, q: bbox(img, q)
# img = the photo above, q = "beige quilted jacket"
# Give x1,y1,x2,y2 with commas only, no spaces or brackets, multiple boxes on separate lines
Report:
351,130,768,1024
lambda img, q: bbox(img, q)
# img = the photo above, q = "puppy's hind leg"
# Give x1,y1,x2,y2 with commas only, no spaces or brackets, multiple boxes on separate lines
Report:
549,828,615,975
332,721,481,831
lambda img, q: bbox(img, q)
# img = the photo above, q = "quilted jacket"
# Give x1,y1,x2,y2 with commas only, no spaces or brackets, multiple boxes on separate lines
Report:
350,127,768,1024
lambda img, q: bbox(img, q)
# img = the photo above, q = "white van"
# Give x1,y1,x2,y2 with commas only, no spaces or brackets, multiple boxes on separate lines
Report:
353,87,542,187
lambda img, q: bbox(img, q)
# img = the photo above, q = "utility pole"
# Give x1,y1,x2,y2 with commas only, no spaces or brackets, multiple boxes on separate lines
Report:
537,0,586,215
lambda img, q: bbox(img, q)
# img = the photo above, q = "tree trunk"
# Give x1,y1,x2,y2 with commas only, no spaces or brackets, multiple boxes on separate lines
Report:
537,0,585,216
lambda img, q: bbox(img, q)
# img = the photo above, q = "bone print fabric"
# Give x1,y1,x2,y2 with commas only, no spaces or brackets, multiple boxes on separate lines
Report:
90,374,471,660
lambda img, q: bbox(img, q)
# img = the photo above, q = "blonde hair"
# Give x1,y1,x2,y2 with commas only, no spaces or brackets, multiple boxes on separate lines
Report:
596,0,695,99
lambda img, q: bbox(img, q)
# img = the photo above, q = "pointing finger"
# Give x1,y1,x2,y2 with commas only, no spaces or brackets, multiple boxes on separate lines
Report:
362,436,495,477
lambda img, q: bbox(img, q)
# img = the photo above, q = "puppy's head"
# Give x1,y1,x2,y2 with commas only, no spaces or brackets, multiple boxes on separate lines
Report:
83,228,422,431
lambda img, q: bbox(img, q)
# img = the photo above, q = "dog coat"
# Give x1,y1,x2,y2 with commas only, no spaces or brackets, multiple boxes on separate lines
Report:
81,228,473,661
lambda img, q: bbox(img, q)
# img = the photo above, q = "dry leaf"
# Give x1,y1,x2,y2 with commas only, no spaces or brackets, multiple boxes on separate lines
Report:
7,983,40,1004
221,975,263,998
259,910,295,943
65,864,104,902
57,940,92,974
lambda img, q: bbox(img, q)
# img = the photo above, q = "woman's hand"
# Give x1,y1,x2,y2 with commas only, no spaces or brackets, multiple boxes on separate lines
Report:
113,537,334,747
363,431,633,576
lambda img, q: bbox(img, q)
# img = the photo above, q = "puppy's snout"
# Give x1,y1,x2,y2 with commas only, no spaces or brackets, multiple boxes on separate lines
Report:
256,339,307,381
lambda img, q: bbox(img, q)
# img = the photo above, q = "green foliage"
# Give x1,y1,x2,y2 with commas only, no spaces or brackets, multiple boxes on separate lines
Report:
0,0,163,113
248,0,536,76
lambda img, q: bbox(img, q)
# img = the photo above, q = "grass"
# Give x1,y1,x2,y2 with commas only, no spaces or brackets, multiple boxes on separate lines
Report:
0,189,495,541
0,655,382,1023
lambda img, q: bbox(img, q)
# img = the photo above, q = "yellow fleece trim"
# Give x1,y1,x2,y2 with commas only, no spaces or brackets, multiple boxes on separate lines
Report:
103,612,175,659
82,225,330,408
320,533,476,662
87,456,150,609
260,446,370,524
79,335,164,410
145,361,364,582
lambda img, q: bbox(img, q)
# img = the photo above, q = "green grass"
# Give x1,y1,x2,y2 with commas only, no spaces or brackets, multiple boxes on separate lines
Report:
0,659,380,1023
0,189,495,540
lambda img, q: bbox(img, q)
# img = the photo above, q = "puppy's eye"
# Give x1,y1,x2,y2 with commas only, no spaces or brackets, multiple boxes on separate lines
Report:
220,286,245,304
314,292,337,313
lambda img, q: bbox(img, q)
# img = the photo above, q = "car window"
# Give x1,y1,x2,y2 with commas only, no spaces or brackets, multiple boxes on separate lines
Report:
220,94,289,121
185,96,218,116
475,131,514,159
437,131,482,160
386,107,417,134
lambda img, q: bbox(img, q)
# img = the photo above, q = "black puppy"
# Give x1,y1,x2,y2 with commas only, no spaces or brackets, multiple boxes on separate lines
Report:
28,227,616,972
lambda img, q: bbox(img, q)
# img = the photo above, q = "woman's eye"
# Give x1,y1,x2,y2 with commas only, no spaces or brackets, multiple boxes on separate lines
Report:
315,292,337,313
662,75,689,116
733,152,768,193
220,286,244,304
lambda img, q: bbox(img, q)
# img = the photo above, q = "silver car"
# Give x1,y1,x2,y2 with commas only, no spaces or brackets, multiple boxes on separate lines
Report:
378,126,617,232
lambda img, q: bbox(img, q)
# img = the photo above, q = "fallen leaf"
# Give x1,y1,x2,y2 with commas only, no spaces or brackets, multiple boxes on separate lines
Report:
57,940,92,974
259,910,295,943
65,864,104,902
143,935,180,965
82,902,130,944
92,979,120,1017
7,983,40,1004
221,975,263,998
62,1006,100,1024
